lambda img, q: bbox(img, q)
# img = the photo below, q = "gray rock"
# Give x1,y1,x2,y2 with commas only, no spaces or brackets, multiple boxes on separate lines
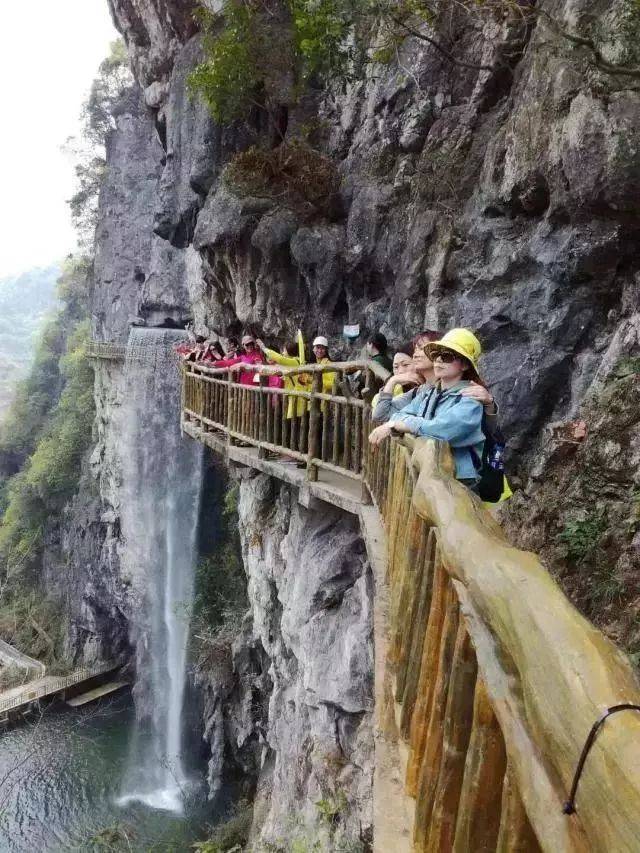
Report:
238,474,373,848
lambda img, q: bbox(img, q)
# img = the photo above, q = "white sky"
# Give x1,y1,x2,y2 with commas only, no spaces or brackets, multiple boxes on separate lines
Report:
0,0,118,277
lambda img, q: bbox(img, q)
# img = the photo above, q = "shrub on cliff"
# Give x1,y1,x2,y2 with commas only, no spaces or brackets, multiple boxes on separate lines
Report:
224,141,340,216
191,482,248,671
188,0,640,131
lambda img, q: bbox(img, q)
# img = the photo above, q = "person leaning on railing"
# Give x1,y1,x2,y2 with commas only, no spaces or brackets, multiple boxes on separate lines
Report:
372,329,499,431
371,343,414,411
369,328,493,489
371,332,438,421
215,333,265,384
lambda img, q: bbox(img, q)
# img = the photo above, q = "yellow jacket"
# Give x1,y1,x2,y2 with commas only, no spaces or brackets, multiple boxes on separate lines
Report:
263,348,309,418
317,357,337,412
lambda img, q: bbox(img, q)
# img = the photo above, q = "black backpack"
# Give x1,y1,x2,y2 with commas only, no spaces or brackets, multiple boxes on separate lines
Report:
469,415,506,503
421,389,506,502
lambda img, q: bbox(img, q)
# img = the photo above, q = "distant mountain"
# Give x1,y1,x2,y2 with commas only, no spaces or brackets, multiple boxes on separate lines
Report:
0,266,60,415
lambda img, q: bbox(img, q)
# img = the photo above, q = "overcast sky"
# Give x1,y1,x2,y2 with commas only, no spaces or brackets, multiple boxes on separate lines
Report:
0,1,118,278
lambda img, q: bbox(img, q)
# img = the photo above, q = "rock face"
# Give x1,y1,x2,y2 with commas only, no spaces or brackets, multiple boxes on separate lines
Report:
103,0,640,470
43,0,640,840
237,472,374,849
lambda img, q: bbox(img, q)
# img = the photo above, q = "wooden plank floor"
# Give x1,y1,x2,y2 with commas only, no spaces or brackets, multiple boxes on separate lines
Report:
183,421,367,515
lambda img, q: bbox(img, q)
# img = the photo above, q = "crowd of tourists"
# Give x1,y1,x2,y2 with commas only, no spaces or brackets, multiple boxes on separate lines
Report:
177,326,509,500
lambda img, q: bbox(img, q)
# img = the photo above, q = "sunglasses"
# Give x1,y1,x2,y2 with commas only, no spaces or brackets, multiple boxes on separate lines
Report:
423,347,460,363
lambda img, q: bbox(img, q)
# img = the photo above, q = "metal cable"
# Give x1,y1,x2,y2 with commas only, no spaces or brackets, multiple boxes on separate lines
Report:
563,704,640,815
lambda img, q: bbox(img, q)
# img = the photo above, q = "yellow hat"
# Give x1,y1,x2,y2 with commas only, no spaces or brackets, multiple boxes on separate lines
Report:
425,328,482,370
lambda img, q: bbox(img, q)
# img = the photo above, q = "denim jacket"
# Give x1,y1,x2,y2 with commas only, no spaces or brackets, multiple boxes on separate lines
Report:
389,381,485,480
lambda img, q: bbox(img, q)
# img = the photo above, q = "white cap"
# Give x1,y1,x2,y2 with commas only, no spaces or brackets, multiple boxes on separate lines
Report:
242,334,255,345
313,336,328,348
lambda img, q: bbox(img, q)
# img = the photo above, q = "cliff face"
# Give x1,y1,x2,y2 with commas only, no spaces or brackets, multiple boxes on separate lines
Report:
46,0,640,842
104,0,639,466
237,472,373,848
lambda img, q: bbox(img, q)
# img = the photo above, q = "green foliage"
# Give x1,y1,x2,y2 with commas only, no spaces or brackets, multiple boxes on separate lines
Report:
188,0,367,123
191,482,248,670
188,4,261,124
315,789,347,826
612,356,640,379
77,823,138,852
0,257,95,578
0,265,59,416
290,0,359,82
0,318,95,576
0,589,69,672
188,0,640,132
557,510,608,565
584,565,626,609
66,39,132,250
193,800,253,852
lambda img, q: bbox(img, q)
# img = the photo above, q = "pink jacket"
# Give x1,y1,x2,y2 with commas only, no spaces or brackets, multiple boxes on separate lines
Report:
215,350,265,385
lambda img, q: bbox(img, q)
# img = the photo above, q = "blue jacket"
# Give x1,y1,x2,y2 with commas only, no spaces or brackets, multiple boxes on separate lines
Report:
389,381,485,480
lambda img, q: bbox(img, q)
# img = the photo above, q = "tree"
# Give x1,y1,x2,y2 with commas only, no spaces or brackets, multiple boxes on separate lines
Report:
188,0,640,129
64,39,132,251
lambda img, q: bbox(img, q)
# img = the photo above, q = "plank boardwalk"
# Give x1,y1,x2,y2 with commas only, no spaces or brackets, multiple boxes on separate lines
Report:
180,359,640,852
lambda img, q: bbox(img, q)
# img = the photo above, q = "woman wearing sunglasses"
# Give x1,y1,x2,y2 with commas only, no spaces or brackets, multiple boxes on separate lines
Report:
368,328,489,486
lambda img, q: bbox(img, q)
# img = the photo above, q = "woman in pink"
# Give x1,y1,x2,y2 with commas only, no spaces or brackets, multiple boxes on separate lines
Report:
215,334,265,385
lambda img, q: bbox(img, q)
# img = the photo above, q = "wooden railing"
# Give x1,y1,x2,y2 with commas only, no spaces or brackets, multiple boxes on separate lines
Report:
182,358,640,850
366,437,640,852
85,341,127,361
182,360,385,492
0,661,118,714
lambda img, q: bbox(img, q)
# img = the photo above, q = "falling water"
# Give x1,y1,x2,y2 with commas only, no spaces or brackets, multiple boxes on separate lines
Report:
118,328,203,814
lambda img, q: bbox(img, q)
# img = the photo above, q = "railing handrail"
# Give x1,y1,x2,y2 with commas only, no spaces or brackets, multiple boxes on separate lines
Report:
0,661,119,714
182,357,387,488
394,437,640,851
185,357,390,380
183,358,640,848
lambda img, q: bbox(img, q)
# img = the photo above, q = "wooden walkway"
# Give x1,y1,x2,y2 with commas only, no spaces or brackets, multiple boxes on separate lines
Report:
182,361,640,852
183,421,366,514
0,662,120,722
181,358,389,512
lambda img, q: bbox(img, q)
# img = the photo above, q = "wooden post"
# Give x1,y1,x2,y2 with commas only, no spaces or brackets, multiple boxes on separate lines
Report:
307,372,322,482
343,402,352,470
227,371,235,446
291,398,299,451
331,374,340,466
321,387,330,462
258,376,268,457
204,376,211,431
274,395,281,448
353,406,362,474
299,404,309,456
425,625,478,853
265,380,273,447
281,389,289,451
451,679,507,853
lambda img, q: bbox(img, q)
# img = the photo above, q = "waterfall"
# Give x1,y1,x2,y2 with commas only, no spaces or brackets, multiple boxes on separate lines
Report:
118,328,203,814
